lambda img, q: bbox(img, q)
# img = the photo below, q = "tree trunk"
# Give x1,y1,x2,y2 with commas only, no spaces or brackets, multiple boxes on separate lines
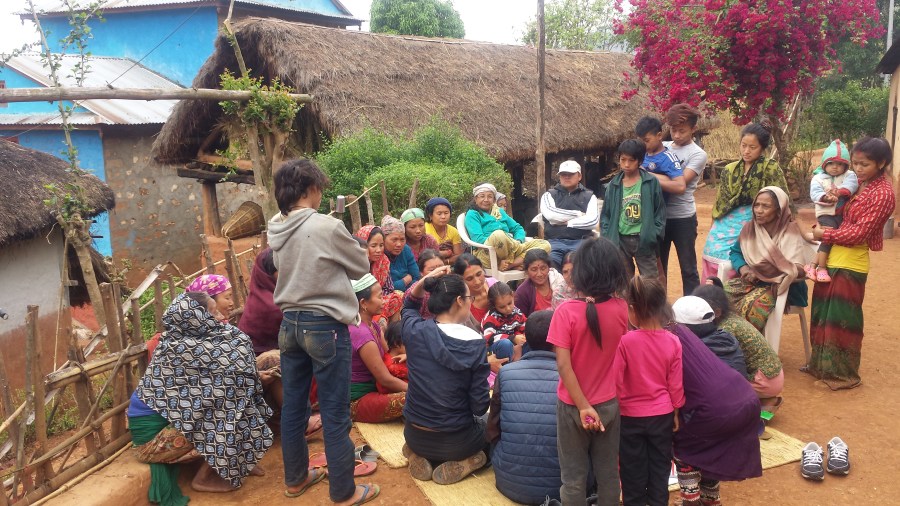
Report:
63,216,106,328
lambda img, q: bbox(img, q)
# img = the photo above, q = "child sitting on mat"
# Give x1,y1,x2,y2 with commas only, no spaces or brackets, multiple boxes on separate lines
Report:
481,281,527,362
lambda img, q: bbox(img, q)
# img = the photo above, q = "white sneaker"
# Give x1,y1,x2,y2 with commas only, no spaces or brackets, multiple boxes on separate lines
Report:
801,442,825,481
826,437,850,475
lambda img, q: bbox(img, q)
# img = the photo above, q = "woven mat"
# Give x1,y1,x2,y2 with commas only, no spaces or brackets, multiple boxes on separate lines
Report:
354,420,409,468
356,421,803,499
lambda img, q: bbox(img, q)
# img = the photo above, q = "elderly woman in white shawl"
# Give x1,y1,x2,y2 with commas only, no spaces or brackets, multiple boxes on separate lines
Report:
463,183,551,270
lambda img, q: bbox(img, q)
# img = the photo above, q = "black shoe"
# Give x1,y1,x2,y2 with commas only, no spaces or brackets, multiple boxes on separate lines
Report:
801,442,825,481
826,437,850,475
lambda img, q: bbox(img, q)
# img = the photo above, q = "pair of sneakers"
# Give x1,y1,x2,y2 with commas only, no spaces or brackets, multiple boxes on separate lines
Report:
801,437,850,481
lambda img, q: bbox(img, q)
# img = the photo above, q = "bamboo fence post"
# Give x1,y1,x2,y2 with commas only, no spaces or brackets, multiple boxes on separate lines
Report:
259,230,268,251
364,193,375,225
380,180,389,217
233,249,248,303
111,284,134,395
348,194,362,232
0,352,22,502
408,179,420,209
67,328,100,456
27,305,56,483
225,239,247,305
166,273,177,302
100,285,127,439
130,298,148,378
200,234,216,274
224,249,240,307
152,278,165,333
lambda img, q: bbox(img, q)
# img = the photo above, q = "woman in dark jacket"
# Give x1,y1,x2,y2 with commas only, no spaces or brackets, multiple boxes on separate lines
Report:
402,266,490,486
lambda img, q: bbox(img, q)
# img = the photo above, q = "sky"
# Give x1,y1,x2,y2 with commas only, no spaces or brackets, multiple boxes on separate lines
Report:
0,0,538,53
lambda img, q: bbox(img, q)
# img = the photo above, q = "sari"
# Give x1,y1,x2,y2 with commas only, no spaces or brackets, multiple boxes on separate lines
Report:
703,157,789,277
135,294,274,488
355,225,404,318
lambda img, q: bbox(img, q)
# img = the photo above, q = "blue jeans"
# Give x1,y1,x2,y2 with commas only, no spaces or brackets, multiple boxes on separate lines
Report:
280,311,355,502
491,339,530,361
548,238,584,270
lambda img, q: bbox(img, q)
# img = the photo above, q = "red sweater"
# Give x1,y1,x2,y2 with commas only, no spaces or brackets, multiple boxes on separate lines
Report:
822,175,895,251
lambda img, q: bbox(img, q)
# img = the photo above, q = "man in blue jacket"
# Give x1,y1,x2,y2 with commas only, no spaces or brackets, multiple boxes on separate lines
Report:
486,310,562,504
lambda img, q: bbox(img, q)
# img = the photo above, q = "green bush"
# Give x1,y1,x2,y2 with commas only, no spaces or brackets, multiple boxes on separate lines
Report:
316,118,512,217
798,82,888,146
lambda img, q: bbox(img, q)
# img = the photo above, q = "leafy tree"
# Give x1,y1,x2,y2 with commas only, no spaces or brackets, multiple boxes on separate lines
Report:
520,0,622,51
616,0,883,125
370,0,465,39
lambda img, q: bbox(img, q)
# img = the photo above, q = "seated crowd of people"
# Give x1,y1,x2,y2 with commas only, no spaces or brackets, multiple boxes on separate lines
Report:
127,102,895,506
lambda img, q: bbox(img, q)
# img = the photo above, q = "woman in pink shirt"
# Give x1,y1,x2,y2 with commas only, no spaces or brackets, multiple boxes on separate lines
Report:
548,238,629,506
615,276,685,506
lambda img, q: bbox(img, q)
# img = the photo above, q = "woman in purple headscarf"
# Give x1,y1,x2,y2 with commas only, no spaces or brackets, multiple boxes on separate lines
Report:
667,322,762,506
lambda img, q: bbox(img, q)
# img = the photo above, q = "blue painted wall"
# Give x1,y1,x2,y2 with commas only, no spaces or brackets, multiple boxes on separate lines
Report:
41,7,220,87
255,0,348,16
0,130,112,256
0,68,87,114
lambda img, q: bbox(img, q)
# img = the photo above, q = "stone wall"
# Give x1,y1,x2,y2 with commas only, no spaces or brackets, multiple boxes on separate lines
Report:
102,126,258,281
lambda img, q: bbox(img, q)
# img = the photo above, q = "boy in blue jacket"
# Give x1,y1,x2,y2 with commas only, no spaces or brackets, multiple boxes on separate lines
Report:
601,139,667,277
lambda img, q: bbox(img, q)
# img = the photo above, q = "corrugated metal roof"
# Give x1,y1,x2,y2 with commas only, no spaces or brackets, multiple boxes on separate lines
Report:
0,54,182,125
0,112,104,125
28,0,360,21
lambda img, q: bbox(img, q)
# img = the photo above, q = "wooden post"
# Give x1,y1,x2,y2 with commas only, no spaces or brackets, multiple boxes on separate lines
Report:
200,234,216,274
0,86,314,103
68,339,100,455
0,352,22,501
408,179,420,209
152,278,165,333
201,182,223,237
259,230,268,251
100,285,127,439
27,306,56,483
130,298,148,377
111,284,134,394
232,249,248,303
380,180,389,217
535,0,547,198
348,194,362,232
364,193,375,225
224,250,241,308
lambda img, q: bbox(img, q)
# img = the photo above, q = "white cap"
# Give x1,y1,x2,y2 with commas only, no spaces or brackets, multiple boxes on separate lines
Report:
558,160,581,174
672,296,716,325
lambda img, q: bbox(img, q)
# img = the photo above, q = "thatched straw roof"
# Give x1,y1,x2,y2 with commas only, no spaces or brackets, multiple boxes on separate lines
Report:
0,141,115,248
154,18,666,164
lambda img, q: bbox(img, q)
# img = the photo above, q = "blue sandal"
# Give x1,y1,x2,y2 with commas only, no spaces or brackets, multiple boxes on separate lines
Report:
284,468,327,498
351,484,381,505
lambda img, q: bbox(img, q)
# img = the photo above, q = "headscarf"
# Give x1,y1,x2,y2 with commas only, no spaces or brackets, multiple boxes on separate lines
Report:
472,183,497,198
136,294,274,487
496,192,507,202
351,273,378,294
425,197,452,216
401,208,426,224
738,186,815,294
187,274,232,297
354,225,395,294
380,215,404,236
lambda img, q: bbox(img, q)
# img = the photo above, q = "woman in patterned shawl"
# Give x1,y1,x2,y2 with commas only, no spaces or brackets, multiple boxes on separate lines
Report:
355,225,404,320
131,293,273,504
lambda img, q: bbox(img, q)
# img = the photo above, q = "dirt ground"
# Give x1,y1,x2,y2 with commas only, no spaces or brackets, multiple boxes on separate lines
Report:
161,186,900,505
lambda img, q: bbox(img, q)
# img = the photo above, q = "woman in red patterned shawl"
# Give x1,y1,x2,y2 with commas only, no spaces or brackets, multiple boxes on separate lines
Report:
355,225,404,321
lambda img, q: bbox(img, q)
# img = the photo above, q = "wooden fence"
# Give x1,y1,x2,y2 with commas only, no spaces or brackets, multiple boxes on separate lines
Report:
0,235,260,505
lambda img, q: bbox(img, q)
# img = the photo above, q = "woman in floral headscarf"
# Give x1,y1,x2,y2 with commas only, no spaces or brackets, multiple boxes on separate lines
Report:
355,225,405,321
381,215,421,291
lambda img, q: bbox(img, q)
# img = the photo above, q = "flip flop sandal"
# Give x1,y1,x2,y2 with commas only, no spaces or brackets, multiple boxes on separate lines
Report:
284,468,327,498
305,414,323,439
351,484,381,506
355,444,381,463
309,452,328,468
354,460,377,477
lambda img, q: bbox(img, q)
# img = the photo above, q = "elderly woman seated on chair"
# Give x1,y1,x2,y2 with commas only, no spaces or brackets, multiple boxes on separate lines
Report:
725,186,814,333
464,183,550,271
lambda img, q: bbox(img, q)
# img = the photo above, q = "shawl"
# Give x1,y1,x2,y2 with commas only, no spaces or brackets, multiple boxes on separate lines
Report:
237,248,282,355
409,233,439,261
355,225,395,295
738,186,814,295
136,294,274,488
712,157,788,219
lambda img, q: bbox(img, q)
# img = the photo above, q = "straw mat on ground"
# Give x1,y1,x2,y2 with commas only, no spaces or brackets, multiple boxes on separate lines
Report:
354,421,408,468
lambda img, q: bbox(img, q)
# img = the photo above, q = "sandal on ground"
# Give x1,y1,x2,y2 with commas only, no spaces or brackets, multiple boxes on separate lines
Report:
305,414,323,440
803,264,817,280
815,268,832,283
308,452,328,468
432,451,488,485
354,460,377,477
350,484,380,506
355,444,381,463
761,396,784,415
284,468,327,498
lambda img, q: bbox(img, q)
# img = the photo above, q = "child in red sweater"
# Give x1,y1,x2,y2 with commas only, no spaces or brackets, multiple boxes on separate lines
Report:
481,282,527,361
377,321,408,394
615,276,685,506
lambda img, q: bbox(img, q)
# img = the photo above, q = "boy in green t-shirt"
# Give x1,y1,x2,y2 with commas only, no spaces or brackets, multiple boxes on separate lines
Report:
600,139,667,277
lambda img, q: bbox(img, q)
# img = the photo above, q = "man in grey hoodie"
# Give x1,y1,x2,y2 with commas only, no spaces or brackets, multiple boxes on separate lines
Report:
268,160,377,505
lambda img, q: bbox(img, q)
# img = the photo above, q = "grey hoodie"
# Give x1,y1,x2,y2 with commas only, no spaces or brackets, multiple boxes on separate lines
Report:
267,209,369,324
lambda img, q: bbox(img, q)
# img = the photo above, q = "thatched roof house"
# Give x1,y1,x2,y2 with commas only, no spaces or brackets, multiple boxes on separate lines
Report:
1,141,114,248
153,18,659,168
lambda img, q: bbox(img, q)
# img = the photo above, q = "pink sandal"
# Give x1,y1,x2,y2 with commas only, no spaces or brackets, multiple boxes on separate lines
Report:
803,264,817,280
815,268,831,283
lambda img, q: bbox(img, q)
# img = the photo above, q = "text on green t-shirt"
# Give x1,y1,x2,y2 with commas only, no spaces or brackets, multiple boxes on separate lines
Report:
618,181,642,236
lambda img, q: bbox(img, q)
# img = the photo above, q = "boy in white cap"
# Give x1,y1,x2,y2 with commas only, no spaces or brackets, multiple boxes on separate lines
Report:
539,160,600,269
672,296,746,375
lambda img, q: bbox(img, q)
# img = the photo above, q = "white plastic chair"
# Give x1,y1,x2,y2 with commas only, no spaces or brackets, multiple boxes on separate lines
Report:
456,214,526,284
